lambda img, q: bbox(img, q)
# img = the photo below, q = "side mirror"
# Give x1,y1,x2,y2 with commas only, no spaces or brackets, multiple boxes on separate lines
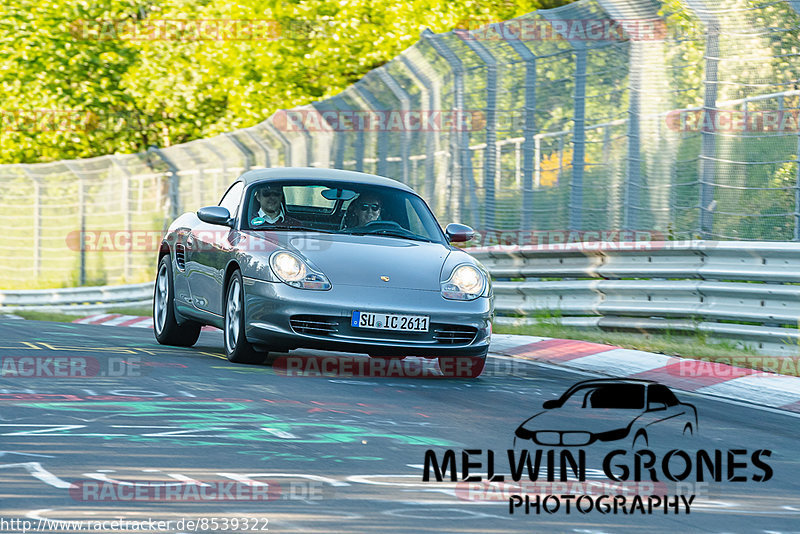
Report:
542,400,559,409
197,206,232,227
445,223,475,243
647,402,667,412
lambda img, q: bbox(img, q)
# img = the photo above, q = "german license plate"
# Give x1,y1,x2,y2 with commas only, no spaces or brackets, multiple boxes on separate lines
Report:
351,311,429,332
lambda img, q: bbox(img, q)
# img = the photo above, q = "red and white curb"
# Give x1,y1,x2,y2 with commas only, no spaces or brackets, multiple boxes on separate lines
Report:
73,314,218,331
490,334,800,414
71,315,800,413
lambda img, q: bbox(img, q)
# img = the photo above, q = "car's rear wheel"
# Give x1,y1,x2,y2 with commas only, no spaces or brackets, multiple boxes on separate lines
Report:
438,350,487,379
154,255,201,347
224,270,264,364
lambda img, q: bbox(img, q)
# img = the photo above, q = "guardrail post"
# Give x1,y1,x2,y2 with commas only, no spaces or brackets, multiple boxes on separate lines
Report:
460,35,497,229
503,34,537,231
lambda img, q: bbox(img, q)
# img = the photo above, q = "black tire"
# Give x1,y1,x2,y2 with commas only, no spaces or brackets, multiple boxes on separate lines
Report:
224,269,264,364
438,349,487,379
153,255,201,347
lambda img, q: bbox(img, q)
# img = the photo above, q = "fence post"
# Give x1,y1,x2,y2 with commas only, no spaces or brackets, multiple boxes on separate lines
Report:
399,55,437,201
423,29,479,226
504,35,537,231
354,84,389,177
63,162,87,285
202,141,228,197
21,166,41,281
570,43,588,231
460,35,497,230
377,68,412,184
796,115,800,241
624,45,642,231
264,119,293,167
244,129,272,168
108,156,133,279
699,23,720,238
225,132,255,172
147,146,180,221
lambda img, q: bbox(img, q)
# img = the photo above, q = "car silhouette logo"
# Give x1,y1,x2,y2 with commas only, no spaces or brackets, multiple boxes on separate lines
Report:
513,379,698,449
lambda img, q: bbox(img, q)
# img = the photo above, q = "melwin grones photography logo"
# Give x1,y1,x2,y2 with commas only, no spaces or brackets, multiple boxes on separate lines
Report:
421,379,774,516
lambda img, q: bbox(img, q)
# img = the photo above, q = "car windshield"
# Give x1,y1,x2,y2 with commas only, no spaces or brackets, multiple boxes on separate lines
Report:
243,180,446,243
560,384,646,410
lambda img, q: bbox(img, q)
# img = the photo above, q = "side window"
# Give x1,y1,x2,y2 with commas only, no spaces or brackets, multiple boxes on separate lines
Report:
218,182,244,217
404,198,426,235
648,385,679,406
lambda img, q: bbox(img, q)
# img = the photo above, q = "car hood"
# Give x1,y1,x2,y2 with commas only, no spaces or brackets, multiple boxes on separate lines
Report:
243,231,451,290
516,408,642,436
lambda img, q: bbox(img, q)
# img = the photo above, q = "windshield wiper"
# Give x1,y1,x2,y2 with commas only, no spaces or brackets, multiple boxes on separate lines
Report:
253,225,335,233
347,230,433,242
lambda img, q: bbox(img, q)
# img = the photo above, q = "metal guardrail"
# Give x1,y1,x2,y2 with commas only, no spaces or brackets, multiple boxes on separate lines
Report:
0,282,153,314
2,241,798,355
468,241,800,356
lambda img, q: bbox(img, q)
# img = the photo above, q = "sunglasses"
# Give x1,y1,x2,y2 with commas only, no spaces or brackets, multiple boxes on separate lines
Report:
260,190,282,198
359,203,381,212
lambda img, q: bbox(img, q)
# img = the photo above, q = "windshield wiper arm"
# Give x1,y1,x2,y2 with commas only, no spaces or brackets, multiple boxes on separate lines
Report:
347,230,432,242
255,225,335,233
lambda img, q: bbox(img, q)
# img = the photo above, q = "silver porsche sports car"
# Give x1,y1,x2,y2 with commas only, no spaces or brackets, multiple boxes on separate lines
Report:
154,168,493,377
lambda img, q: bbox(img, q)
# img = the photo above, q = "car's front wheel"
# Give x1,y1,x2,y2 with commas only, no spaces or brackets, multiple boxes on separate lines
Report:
153,255,201,347
438,350,487,379
224,270,264,364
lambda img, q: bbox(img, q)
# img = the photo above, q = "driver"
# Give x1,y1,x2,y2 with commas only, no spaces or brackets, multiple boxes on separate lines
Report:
252,184,300,226
353,193,383,226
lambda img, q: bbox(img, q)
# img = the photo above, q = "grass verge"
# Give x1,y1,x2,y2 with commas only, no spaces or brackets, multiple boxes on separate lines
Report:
9,306,152,324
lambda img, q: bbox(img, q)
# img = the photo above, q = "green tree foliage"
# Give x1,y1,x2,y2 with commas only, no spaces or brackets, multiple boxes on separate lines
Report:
0,0,574,164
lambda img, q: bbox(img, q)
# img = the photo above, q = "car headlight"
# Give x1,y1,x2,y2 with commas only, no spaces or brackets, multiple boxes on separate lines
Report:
441,264,487,300
269,251,331,290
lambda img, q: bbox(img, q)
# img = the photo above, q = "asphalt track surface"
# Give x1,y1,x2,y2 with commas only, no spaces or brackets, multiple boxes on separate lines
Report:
1,317,799,534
